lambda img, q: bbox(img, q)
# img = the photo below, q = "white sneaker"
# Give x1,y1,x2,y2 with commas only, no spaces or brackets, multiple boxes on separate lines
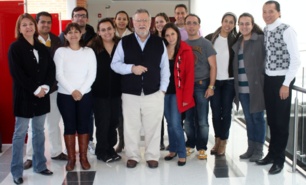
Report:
88,141,96,155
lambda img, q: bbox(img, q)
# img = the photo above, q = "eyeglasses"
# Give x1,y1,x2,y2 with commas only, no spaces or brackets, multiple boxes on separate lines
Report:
185,21,199,26
238,22,252,27
74,14,87,19
134,19,150,23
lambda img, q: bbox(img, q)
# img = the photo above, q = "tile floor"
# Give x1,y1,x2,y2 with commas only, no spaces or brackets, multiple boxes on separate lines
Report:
1,118,306,185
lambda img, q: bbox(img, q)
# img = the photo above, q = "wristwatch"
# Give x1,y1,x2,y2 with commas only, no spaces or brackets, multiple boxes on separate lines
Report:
208,85,215,90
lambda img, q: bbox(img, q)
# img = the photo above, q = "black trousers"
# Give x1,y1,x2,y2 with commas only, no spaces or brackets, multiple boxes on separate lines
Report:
93,97,120,157
57,92,93,135
264,75,294,165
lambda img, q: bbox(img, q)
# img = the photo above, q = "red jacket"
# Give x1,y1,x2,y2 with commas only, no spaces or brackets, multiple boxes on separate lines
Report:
174,41,195,113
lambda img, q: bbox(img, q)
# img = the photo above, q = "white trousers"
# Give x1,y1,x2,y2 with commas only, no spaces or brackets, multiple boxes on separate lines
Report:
122,91,164,162
26,91,64,159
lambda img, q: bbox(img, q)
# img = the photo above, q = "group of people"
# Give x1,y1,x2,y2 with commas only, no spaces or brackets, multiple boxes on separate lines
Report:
8,0,300,184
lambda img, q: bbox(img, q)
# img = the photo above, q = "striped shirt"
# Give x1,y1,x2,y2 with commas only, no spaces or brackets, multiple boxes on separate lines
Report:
238,47,249,93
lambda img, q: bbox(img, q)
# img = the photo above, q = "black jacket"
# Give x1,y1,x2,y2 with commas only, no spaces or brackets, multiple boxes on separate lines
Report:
92,44,121,98
8,37,55,118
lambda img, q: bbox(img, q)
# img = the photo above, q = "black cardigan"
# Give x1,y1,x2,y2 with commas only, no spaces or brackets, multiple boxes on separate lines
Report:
8,37,55,118
91,44,121,98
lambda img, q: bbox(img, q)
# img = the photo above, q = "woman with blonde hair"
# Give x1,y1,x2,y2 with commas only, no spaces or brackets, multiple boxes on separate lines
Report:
8,13,55,184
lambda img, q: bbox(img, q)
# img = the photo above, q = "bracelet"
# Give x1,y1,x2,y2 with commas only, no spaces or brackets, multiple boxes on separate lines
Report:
208,85,215,90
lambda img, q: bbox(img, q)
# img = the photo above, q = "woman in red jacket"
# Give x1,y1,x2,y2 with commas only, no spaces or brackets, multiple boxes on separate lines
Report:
161,23,194,166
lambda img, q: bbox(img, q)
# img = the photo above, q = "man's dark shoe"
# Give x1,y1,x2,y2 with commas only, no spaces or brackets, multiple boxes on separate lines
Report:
160,143,165,150
39,169,53,176
147,160,158,168
23,160,32,170
256,155,274,165
269,164,283,174
13,177,23,184
51,153,68,160
126,160,138,168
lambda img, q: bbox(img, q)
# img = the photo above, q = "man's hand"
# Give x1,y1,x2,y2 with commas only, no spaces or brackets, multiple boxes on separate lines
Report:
279,85,289,100
132,65,148,75
204,89,214,99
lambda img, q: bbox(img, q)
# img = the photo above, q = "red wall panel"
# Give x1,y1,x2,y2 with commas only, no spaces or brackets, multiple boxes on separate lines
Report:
0,1,24,143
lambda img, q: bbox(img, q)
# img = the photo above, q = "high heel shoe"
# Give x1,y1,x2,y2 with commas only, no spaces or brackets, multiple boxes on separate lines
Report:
178,158,186,166
164,153,177,161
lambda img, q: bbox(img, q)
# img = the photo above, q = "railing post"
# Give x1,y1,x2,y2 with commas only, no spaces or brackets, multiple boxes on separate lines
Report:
292,91,299,173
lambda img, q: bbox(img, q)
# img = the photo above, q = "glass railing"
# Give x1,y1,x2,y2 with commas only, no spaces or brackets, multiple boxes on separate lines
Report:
290,84,306,173
234,49,306,176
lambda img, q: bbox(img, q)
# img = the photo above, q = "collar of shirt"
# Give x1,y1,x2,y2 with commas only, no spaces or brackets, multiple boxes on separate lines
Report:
38,34,51,45
134,32,151,50
266,18,282,31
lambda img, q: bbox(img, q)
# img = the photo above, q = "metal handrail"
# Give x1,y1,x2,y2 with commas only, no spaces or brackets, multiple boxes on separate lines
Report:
292,85,306,172
293,85,306,93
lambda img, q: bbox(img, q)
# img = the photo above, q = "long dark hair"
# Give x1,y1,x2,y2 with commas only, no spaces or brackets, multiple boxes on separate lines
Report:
210,12,237,44
89,18,120,54
236,12,264,39
161,22,181,59
63,23,84,47
114,10,132,32
154,12,170,36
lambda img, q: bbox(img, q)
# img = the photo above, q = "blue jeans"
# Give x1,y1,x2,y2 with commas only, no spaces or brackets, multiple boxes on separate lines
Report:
11,115,47,178
239,93,266,143
164,94,186,158
210,79,235,140
184,79,210,150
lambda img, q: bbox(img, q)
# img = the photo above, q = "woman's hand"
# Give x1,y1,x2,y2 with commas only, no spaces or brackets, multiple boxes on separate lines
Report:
35,88,47,98
72,90,83,101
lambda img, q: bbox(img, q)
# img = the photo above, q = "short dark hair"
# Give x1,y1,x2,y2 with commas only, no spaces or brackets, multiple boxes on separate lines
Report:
174,4,188,12
36,11,52,23
71,6,88,18
185,13,201,24
63,23,84,47
265,1,280,12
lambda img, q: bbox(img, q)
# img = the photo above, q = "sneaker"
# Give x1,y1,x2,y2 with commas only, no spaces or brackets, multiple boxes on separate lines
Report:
97,155,114,163
88,141,96,155
112,153,122,161
186,147,194,156
198,150,207,160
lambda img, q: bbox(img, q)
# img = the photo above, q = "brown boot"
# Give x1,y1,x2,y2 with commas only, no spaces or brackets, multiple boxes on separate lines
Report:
64,135,76,171
115,122,124,153
217,139,227,156
210,137,220,155
78,134,91,170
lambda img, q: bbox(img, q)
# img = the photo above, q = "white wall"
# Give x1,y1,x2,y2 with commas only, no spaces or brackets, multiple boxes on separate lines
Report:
87,0,188,28
191,0,306,50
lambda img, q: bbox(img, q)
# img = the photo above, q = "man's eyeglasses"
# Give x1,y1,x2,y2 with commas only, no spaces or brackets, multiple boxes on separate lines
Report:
185,21,199,26
74,14,87,19
134,19,150,23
